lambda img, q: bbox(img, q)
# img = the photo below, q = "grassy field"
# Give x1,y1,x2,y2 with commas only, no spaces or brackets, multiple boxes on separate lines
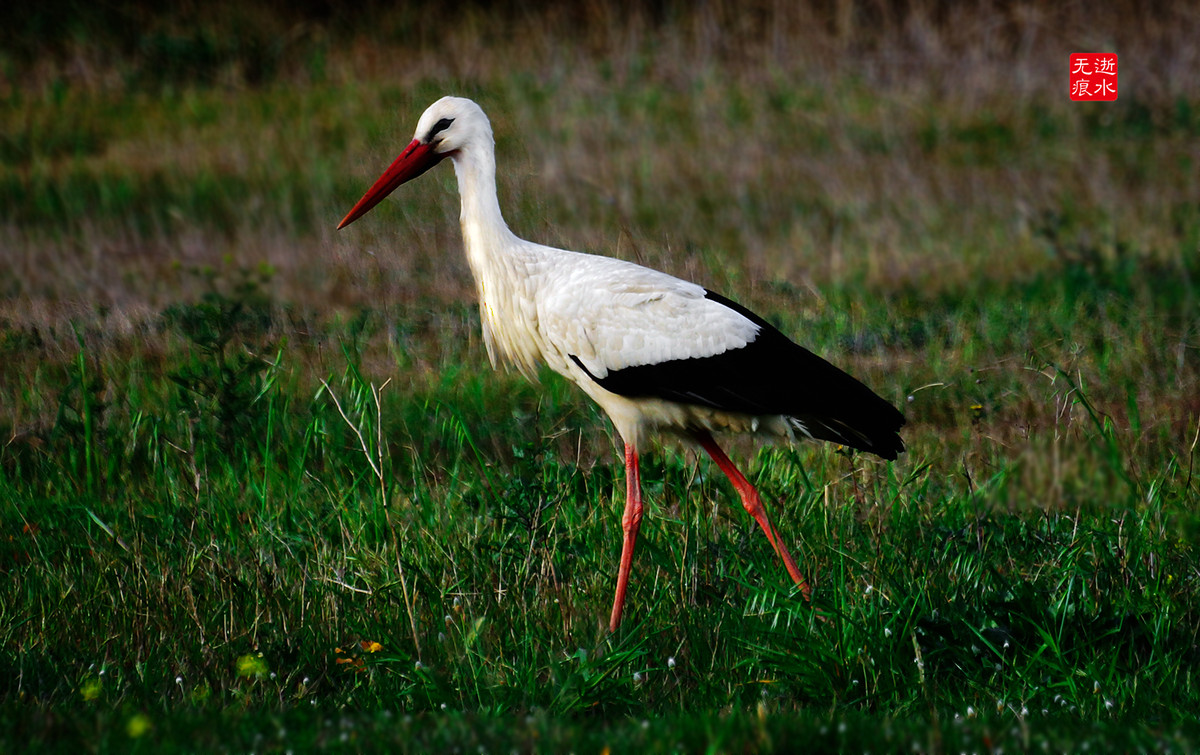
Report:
3,1,1199,751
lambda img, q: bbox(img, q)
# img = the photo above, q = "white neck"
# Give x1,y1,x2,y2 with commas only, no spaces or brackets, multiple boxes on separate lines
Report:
451,143,521,274
449,141,545,377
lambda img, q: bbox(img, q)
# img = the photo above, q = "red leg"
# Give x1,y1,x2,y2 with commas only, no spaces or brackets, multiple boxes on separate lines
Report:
609,442,644,631
692,430,812,600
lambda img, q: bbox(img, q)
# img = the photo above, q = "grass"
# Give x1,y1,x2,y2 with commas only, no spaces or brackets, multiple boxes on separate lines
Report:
3,1,1200,751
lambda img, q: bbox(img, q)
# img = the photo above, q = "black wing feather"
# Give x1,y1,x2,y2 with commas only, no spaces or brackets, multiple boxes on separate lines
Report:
572,290,906,460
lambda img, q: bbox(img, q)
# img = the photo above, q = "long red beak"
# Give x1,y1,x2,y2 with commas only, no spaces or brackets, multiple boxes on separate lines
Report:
337,139,446,229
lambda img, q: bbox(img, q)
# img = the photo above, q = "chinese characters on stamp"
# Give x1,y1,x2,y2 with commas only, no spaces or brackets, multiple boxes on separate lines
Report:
1070,54,1118,101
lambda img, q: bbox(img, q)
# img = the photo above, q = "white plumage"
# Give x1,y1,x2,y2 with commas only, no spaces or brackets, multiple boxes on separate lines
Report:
339,96,906,630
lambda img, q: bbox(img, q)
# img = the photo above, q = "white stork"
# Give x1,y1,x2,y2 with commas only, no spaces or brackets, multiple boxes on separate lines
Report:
338,96,905,631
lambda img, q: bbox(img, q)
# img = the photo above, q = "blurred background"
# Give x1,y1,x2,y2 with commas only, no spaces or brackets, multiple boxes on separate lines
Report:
2,0,1197,458
4,0,1196,307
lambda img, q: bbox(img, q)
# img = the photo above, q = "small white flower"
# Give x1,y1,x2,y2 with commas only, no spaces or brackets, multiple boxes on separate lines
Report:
1105,699,1114,711
884,628,892,638
667,657,676,669
175,676,183,685
966,706,975,718
414,661,424,670
633,672,643,683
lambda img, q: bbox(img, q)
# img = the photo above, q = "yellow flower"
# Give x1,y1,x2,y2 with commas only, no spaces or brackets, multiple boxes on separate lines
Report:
80,677,102,702
126,713,152,738
236,653,269,679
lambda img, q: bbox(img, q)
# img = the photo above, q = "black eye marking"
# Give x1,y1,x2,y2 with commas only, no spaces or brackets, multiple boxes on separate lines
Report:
425,117,454,143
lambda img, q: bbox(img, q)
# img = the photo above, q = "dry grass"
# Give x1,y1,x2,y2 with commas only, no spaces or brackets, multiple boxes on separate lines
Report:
2,2,1199,468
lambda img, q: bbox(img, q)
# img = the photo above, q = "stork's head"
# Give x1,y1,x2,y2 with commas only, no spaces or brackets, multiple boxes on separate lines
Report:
338,96,492,229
